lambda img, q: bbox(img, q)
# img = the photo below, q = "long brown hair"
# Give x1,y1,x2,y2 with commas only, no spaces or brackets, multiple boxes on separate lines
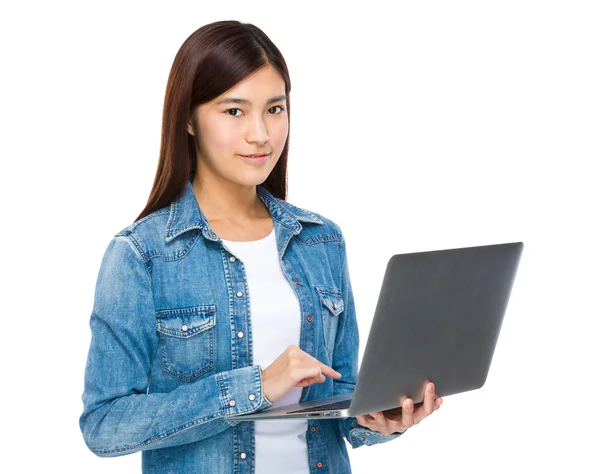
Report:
135,21,291,223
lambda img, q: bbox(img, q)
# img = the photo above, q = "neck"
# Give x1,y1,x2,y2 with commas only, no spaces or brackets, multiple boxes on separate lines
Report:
191,176,268,222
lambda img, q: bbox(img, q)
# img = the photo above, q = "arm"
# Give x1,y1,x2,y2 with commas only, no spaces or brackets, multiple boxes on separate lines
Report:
79,235,272,457
331,228,404,448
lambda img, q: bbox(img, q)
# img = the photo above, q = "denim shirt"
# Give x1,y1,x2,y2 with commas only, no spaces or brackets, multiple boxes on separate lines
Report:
79,179,402,473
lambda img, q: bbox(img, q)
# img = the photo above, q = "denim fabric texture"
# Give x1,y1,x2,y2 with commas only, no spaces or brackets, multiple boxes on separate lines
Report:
80,179,403,473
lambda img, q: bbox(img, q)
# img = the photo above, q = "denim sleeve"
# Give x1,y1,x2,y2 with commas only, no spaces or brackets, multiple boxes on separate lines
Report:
79,235,273,458
330,227,404,448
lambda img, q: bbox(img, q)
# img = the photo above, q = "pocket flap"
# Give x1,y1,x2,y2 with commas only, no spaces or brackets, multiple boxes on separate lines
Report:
156,305,216,338
315,287,344,316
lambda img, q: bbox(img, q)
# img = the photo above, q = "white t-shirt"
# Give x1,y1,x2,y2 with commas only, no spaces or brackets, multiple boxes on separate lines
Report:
222,227,309,474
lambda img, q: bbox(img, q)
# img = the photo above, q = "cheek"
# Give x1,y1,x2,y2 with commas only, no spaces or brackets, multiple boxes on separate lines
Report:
207,121,239,152
271,120,289,148
199,115,239,154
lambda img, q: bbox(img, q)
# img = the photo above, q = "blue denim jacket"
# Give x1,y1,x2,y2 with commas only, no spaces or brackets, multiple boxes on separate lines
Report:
79,179,402,473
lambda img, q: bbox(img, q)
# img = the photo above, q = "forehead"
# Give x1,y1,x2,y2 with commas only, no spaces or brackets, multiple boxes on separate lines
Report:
212,65,286,105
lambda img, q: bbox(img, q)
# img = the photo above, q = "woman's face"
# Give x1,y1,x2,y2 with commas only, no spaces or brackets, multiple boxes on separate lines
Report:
188,65,289,189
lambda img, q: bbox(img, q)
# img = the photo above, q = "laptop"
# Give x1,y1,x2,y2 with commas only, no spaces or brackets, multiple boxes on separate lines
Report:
225,241,524,421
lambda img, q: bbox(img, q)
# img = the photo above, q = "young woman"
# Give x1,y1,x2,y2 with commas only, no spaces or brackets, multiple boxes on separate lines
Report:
79,20,442,474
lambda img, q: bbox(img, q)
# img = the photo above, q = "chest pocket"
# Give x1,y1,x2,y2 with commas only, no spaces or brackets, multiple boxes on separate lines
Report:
315,286,344,361
156,304,216,382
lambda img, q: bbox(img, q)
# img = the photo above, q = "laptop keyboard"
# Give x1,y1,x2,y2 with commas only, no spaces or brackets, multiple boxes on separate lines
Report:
286,398,352,414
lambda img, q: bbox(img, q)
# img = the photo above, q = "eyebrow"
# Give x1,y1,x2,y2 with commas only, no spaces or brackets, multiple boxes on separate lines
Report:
214,94,287,106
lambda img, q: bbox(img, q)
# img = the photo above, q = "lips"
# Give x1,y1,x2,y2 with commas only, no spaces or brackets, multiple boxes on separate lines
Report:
239,153,270,165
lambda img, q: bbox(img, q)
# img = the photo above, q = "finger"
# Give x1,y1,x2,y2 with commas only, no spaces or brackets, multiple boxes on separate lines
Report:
356,415,376,431
370,412,392,435
318,361,342,378
299,364,322,381
402,398,415,429
414,382,435,422
300,351,342,379
425,383,435,411
435,397,443,410
311,374,326,384
367,412,384,434
311,366,326,384
422,382,436,418
364,414,380,432
296,377,312,388
294,364,323,387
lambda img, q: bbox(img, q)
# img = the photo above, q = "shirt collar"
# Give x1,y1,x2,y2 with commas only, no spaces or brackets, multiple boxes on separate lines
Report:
165,179,324,243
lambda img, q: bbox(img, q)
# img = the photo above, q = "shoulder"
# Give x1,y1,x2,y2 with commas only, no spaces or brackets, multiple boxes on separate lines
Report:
107,206,174,264
276,197,345,243
116,206,171,239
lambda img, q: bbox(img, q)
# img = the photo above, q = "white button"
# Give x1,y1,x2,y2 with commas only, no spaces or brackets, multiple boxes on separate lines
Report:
236,291,243,297
181,324,189,331
333,302,337,309
240,452,247,459
230,256,236,262
248,394,256,401
229,400,236,407
237,331,244,338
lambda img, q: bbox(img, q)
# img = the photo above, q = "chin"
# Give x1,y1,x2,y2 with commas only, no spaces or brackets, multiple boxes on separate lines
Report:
229,174,271,188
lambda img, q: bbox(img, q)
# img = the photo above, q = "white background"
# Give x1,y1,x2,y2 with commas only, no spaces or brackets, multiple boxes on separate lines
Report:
1,1,598,472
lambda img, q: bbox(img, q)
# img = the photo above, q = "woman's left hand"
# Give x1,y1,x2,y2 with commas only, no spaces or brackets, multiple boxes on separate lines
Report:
356,382,443,435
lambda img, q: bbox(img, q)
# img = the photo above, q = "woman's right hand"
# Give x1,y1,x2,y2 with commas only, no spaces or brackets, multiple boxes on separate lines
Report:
260,345,342,403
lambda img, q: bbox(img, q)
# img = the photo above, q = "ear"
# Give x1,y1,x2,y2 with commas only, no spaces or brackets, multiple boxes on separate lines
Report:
187,118,195,136
187,109,198,136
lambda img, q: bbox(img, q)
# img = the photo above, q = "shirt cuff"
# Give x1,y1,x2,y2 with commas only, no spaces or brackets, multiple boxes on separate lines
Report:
347,416,405,448
220,365,274,427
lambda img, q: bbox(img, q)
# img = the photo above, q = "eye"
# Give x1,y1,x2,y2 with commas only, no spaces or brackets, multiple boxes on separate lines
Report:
268,105,285,114
226,105,286,117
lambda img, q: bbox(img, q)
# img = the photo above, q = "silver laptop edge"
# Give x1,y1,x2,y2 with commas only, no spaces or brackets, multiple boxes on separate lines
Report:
227,393,352,420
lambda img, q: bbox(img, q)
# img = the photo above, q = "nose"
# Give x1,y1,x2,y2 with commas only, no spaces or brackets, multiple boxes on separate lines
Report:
245,113,269,145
